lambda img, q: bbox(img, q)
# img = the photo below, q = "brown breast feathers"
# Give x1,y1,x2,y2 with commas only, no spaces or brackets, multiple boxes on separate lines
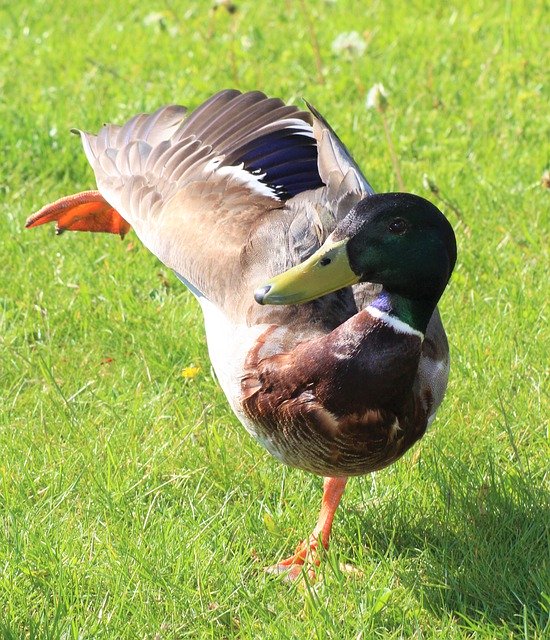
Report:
240,310,428,476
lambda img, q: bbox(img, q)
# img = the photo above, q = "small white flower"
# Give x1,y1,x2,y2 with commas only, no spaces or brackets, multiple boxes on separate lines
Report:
142,11,178,36
143,11,165,27
241,35,253,51
331,31,367,59
366,83,388,113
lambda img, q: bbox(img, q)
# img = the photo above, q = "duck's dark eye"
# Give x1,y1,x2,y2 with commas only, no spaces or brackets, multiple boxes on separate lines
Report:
320,257,332,266
388,218,408,235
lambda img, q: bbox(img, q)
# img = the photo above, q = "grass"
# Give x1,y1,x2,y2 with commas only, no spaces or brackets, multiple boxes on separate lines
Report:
0,0,548,637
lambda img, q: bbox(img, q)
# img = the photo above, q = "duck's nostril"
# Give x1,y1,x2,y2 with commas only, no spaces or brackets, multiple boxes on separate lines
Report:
254,285,271,305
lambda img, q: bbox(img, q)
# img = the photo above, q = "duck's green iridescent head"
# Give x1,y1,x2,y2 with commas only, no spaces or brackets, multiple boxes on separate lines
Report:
255,193,456,332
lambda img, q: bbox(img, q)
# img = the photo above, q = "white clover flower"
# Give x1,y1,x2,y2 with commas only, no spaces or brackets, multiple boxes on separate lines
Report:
331,31,367,59
366,83,388,113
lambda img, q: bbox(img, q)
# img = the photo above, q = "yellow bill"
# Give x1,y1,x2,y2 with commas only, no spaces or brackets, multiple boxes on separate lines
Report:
255,238,360,305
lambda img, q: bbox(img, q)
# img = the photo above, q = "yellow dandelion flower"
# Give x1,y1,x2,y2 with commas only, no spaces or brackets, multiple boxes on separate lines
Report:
181,366,201,379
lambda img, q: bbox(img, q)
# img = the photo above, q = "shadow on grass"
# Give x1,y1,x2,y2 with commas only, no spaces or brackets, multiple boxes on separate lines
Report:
354,452,550,634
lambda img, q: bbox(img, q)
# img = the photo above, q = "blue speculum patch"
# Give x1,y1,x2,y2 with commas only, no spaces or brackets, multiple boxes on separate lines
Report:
238,129,324,198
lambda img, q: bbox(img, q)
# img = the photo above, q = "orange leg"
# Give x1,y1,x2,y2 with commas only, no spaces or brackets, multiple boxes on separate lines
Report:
266,476,348,580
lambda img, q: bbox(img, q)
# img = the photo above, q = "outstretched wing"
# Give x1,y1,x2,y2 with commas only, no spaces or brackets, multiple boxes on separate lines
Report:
74,91,330,308
27,90,377,316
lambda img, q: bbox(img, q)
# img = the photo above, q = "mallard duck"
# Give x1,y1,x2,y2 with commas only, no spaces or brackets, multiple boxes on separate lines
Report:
27,90,456,579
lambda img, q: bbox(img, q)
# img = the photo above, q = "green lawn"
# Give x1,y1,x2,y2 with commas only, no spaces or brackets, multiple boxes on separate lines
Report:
1,1,548,637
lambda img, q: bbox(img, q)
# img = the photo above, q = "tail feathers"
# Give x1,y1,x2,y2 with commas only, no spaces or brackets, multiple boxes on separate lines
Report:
25,190,131,237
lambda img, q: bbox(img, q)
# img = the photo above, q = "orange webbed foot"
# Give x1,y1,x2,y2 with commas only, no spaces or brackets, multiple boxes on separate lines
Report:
265,534,326,581
26,190,131,237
